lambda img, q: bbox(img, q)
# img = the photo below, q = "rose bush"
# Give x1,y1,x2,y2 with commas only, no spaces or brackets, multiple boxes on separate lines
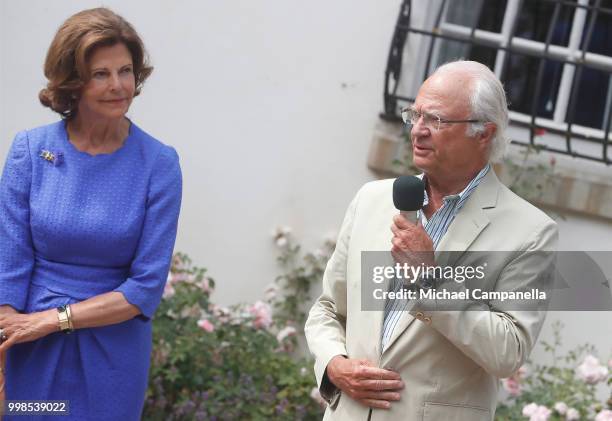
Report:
143,252,327,420
144,230,333,420
496,321,611,420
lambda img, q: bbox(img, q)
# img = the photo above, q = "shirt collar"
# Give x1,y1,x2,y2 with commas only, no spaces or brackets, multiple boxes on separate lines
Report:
419,164,491,207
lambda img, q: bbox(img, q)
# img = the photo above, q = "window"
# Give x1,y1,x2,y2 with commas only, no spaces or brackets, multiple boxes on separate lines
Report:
383,0,612,164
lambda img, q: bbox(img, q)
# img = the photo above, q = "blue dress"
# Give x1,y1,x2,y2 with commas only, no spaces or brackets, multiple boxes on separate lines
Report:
0,121,182,420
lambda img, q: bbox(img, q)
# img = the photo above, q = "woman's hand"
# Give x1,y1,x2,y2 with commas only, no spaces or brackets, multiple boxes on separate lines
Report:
0,309,58,354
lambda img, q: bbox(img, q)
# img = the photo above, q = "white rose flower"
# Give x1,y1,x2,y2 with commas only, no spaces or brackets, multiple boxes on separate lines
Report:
595,409,612,421
576,355,609,384
565,408,579,421
554,402,568,415
276,326,297,343
523,403,539,417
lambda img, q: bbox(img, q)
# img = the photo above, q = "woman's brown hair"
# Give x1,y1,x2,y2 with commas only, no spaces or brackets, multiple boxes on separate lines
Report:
39,7,153,119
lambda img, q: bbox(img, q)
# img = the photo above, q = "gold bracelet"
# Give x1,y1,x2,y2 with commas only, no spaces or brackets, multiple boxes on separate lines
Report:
57,305,73,334
65,304,74,331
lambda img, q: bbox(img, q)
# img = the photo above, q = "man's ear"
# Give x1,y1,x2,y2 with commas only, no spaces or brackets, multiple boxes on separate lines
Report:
478,122,497,151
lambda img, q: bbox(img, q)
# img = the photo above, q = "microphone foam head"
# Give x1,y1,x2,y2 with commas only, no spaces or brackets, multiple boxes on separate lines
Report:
393,176,425,211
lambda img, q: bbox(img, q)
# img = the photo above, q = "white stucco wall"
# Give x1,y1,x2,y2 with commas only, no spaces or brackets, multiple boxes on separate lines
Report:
0,0,399,305
1,0,610,386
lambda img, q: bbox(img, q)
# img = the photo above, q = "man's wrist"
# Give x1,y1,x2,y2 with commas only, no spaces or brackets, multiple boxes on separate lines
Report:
326,355,347,386
322,355,346,403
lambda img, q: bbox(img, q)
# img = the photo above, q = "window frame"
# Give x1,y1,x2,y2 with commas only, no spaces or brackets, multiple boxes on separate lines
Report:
382,0,612,165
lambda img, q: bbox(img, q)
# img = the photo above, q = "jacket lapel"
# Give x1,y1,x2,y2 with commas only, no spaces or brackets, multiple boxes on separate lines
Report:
381,170,501,355
436,170,499,262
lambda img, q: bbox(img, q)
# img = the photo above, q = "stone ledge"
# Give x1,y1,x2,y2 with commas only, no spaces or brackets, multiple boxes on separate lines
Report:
367,120,612,221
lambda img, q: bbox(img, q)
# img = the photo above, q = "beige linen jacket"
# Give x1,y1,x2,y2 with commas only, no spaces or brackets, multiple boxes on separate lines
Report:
304,170,558,421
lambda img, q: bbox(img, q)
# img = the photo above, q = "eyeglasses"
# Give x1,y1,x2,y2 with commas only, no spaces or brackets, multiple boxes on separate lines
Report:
401,107,483,131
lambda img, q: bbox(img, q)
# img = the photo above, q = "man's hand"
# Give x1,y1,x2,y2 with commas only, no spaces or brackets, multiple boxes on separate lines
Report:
326,356,404,409
390,214,435,268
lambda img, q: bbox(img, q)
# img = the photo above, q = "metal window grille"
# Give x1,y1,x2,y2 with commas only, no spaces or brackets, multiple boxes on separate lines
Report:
382,0,612,165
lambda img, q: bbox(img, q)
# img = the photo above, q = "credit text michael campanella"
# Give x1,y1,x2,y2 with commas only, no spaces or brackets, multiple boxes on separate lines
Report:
372,287,547,302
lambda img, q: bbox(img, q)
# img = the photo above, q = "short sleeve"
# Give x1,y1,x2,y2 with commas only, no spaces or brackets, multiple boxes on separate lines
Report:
0,132,35,311
114,145,182,319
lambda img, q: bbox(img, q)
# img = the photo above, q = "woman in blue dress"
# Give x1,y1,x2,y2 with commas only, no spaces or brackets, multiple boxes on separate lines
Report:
0,8,181,420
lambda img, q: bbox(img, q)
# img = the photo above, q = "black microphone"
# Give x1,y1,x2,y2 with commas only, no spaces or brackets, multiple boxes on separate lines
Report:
393,176,425,224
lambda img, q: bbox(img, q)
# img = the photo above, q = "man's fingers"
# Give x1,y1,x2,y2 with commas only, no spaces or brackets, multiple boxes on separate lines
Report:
358,378,405,391
358,365,401,380
391,236,403,248
360,398,392,409
390,223,401,236
355,390,401,401
393,214,415,229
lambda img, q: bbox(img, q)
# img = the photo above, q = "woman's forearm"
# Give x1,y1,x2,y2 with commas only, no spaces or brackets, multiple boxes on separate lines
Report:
70,291,141,330
0,292,141,355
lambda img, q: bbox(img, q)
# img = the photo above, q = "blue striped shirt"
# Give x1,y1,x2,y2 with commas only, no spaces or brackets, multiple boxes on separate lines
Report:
380,164,491,350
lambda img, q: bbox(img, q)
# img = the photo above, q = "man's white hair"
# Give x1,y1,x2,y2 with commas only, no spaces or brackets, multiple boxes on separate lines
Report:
432,60,510,162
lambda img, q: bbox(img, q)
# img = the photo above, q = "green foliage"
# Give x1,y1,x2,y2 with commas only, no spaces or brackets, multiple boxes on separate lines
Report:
144,253,325,421
495,321,611,420
503,144,557,203
392,129,420,175
270,228,335,331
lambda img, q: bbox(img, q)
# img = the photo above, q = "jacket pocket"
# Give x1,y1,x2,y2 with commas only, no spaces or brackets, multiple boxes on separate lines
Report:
423,402,490,421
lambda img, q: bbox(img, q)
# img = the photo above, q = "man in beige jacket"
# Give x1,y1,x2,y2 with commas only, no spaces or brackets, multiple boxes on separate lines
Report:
305,61,557,421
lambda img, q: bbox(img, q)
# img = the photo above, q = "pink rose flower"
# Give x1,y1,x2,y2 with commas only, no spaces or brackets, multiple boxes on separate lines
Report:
162,282,175,299
197,277,211,293
576,355,609,384
502,365,528,397
169,271,189,284
501,377,521,396
534,127,547,136
517,365,529,379
197,319,215,333
595,409,612,421
249,301,272,329
523,403,551,421
531,405,552,421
